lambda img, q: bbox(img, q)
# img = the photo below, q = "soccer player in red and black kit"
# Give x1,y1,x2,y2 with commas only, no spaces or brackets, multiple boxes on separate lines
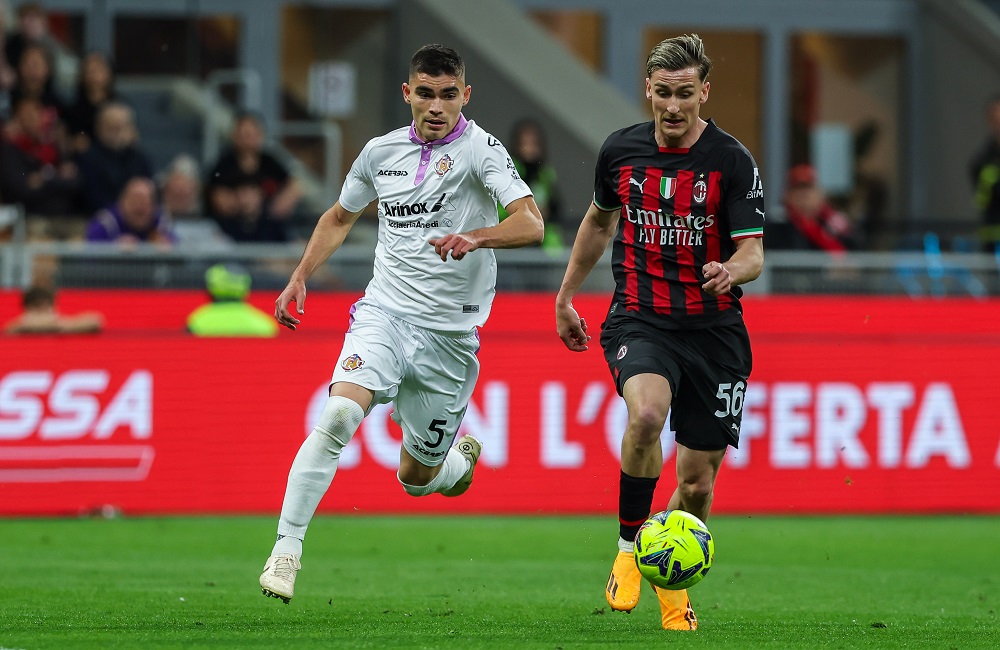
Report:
555,34,764,631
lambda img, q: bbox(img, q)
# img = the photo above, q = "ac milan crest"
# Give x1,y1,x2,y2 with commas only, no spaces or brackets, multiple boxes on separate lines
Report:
693,179,707,204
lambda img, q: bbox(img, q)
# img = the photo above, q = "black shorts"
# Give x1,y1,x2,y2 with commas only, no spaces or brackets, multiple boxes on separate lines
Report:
600,313,753,451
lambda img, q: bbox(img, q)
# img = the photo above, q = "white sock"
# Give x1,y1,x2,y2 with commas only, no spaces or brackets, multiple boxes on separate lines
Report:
618,537,635,554
275,396,364,546
397,447,471,496
272,535,302,557
432,446,471,494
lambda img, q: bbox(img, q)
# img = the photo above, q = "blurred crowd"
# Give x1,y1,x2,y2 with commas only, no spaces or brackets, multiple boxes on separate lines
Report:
0,1,301,248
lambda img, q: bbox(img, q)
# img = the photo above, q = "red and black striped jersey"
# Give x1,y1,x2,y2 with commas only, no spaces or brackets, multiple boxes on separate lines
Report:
593,119,765,329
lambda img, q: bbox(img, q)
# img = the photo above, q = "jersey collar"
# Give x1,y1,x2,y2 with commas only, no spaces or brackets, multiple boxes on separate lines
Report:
409,114,469,146
654,118,715,154
410,115,468,186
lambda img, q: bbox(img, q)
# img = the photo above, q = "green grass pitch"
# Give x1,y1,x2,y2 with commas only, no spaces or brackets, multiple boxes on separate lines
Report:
2,515,998,649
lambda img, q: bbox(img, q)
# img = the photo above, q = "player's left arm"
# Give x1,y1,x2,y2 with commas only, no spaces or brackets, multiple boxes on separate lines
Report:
430,196,543,261
702,237,764,297
703,147,766,296
430,194,545,260
431,131,545,261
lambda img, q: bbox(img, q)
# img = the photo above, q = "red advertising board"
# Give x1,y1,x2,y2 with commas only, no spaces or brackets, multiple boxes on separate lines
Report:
1,291,998,515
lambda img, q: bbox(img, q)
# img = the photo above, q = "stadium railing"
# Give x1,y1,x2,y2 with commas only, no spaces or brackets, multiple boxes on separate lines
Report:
3,241,1000,296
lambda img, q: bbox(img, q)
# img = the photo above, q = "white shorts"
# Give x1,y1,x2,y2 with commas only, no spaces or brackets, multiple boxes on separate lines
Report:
330,299,481,467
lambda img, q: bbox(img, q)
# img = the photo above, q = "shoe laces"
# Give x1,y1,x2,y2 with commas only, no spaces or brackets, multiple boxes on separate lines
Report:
270,554,300,579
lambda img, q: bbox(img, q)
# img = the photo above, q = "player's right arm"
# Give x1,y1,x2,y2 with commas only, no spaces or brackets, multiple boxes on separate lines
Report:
277,137,378,330
274,201,364,330
555,201,619,352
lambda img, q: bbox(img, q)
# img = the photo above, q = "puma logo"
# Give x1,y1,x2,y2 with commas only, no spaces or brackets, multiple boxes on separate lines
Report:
629,177,647,191
755,208,766,218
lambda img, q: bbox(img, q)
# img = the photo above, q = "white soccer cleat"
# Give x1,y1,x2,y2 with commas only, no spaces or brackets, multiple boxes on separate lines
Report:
440,435,482,497
260,553,301,604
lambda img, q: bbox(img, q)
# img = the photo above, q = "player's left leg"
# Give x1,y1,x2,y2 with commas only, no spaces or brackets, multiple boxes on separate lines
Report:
655,322,751,629
656,443,726,630
396,434,482,496
394,325,482,498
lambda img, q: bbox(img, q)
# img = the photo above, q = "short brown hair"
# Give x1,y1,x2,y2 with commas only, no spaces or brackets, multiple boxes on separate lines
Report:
409,44,465,80
22,285,54,309
646,34,712,81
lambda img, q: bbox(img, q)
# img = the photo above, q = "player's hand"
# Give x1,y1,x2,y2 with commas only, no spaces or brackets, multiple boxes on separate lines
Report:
556,301,591,352
429,233,480,261
275,279,306,330
702,261,732,297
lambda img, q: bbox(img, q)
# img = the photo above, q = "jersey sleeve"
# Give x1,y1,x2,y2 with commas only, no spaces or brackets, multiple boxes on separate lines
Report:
592,135,621,211
475,134,532,210
337,140,378,213
724,147,766,240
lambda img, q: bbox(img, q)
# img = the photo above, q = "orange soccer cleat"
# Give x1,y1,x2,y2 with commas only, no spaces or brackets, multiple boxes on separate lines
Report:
605,550,642,612
654,586,698,630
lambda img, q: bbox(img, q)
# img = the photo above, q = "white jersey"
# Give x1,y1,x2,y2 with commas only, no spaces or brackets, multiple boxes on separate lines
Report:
338,116,531,330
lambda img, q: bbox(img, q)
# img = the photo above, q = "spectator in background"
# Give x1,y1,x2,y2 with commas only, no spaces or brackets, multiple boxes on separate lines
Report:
206,111,301,241
4,1,50,75
187,263,278,337
75,101,153,212
502,118,565,255
4,284,103,335
0,97,82,229
10,42,64,135
0,6,17,123
215,180,290,242
64,50,116,153
158,153,202,220
969,94,1000,251
782,164,856,253
85,176,175,246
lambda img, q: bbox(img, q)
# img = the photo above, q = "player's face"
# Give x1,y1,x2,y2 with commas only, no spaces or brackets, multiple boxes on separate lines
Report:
403,72,471,142
646,67,709,148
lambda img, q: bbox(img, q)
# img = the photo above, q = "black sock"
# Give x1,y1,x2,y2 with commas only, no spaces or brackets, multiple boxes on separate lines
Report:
618,470,658,543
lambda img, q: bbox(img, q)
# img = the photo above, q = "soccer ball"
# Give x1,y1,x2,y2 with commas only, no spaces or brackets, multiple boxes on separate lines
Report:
633,509,714,590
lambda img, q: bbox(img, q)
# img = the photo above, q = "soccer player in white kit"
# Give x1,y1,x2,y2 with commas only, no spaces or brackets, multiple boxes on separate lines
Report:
259,44,543,603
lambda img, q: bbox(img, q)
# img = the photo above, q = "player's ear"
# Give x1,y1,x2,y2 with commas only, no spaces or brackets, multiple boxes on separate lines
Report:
645,78,652,100
700,80,710,104
463,84,471,106
402,82,411,104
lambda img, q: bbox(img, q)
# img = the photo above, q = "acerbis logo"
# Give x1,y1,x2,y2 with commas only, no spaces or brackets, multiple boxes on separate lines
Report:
377,169,408,176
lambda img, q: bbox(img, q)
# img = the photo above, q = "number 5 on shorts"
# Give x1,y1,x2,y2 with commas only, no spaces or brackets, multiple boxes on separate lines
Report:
713,381,745,418
427,419,448,448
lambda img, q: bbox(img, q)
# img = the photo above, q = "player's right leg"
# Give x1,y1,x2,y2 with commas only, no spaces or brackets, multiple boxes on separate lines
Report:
606,373,671,612
260,384,370,603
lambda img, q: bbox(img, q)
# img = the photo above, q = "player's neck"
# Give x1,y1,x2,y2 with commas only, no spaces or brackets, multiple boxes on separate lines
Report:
655,118,708,150
409,114,468,145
